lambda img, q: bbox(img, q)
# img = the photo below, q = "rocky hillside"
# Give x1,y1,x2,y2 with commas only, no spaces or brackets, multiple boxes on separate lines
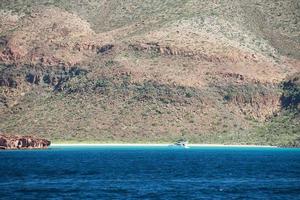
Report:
0,1,299,145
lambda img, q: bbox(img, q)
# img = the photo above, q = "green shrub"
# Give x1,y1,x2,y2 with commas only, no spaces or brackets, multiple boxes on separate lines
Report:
281,74,300,109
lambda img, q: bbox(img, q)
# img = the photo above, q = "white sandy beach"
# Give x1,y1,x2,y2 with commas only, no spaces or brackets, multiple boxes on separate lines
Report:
50,143,276,148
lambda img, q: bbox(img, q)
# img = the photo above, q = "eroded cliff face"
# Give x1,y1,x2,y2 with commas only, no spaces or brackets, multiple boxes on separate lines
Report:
0,134,51,150
227,93,281,121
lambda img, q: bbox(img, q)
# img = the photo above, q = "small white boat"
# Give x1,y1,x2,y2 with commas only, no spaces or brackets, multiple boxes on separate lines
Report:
172,139,189,148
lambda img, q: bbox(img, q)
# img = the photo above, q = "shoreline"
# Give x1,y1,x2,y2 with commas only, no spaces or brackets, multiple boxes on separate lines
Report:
50,143,277,148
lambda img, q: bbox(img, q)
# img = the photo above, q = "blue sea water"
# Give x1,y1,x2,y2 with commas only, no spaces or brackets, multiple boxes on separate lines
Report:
0,146,300,200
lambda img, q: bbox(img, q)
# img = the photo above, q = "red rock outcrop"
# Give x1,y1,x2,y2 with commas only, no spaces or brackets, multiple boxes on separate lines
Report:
129,42,258,63
0,134,51,150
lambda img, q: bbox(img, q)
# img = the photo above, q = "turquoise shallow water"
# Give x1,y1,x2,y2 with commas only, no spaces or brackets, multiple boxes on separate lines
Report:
0,146,300,199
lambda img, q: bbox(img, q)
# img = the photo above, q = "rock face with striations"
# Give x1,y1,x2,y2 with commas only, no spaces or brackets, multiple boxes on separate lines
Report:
0,134,51,150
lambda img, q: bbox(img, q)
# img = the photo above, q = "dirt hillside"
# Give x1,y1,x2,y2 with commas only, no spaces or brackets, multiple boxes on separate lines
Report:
0,1,299,145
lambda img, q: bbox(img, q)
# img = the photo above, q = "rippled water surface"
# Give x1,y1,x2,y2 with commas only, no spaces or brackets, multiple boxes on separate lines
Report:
1,146,300,199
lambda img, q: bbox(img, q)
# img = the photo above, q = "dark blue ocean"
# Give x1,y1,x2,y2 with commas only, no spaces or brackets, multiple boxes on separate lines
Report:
1,146,300,199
